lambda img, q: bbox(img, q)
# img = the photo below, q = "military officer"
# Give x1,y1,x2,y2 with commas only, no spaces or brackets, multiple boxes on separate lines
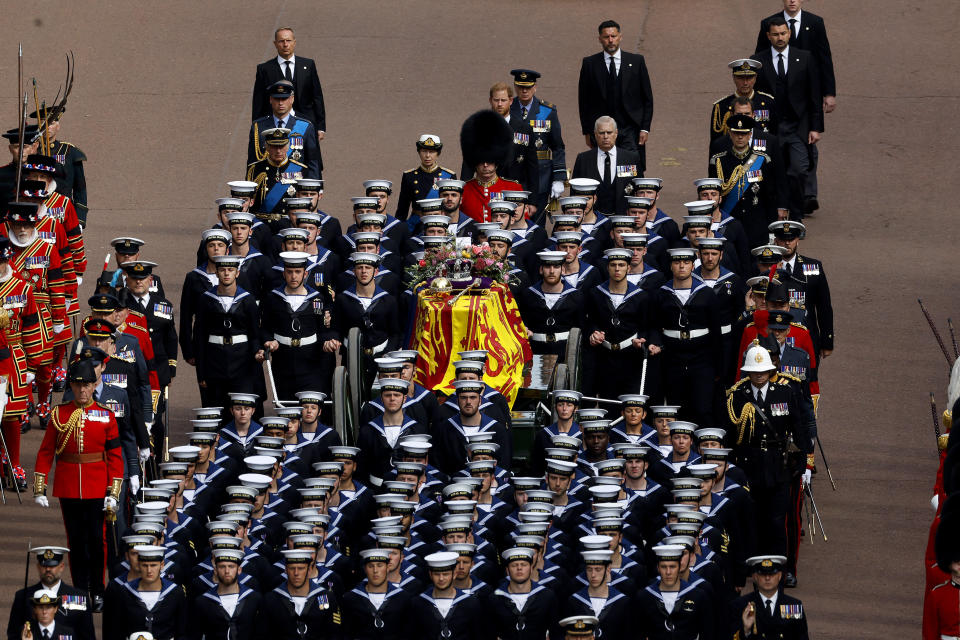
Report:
558,615,600,639
6,546,95,640
459,110,524,223
726,344,816,587
710,59,778,144
248,79,321,178
708,114,788,249
31,104,89,224
121,262,177,392
395,134,457,226
33,360,125,609
509,69,567,216
101,237,166,297
769,220,833,358
246,128,312,217
730,555,809,640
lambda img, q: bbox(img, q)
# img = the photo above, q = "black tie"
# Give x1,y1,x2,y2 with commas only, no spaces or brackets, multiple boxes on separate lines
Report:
42,631,50,640
521,105,528,120
278,118,286,130
765,599,773,617
284,60,293,81
756,388,764,404
606,55,617,110
777,53,786,78
603,152,611,186
608,54,617,79
789,18,798,42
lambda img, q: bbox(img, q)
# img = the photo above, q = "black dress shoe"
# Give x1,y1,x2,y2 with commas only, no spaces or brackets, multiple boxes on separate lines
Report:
803,197,819,215
91,594,104,613
784,571,798,588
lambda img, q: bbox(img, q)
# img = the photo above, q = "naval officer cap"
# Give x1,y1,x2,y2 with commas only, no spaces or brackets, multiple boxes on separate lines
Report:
416,134,443,150
263,127,291,146
510,69,541,86
747,555,788,574
767,309,794,330
111,237,145,255
729,58,762,76
769,219,807,239
267,79,295,98
31,546,69,566
728,114,756,133
751,244,787,262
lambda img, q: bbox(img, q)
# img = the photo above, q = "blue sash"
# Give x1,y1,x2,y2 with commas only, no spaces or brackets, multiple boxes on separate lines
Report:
287,118,310,159
263,163,302,212
720,154,764,216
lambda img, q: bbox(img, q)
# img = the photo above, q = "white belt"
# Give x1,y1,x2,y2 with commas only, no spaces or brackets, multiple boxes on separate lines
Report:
942,636,959,640
720,324,732,334
601,334,637,351
208,335,248,345
530,331,570,343
663,328,709,339
275,333,318,347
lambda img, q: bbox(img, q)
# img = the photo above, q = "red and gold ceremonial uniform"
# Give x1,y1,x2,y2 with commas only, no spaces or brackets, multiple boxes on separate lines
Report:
923,579,960,640
737,311,820,395
34,399,124,597
460,176,522,223
42,192,86,317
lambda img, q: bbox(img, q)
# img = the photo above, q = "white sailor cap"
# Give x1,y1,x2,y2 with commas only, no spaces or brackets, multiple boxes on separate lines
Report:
667,247,697,260
424,551,459,570
558,196,588,209
363,179,393,193
568,178,600,194
436,179,464,192
652,544,686,562
694,178,722,191
604,248,632,262
227,180,258,195
351,197,380,210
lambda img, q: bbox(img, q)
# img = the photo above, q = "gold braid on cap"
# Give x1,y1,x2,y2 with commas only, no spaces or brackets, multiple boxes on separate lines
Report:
51,406,85,455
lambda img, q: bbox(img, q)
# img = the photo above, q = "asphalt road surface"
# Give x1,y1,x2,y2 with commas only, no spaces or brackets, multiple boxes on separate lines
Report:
0,1,955,636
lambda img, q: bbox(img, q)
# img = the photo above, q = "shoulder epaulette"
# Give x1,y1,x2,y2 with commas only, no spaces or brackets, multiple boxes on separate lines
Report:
439,166,456,174
789,322,806,329
290,159,308,169
540,100,556,109
501,178,522,186
712,95,728,106
776,372,800,384
757,91,775,99
710,151,727,161
96,400,112,411
403,167,417,174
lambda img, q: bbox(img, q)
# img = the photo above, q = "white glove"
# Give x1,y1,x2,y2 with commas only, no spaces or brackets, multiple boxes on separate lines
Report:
103,496,118,512
139,448,151,464
550,181,565,199
932,494,940,512
24,372,36,385
34,495,49,508
801,469,812,488
129,476,141,495
53,323,65,335
76,276,83,286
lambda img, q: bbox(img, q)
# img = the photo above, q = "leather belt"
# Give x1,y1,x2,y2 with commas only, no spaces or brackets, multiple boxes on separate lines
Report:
536,150,553,161
530,331,570,343
720,324,732,335
364,339,389,357
208,335,248,345
663,328,709,340
275,334,318,347
601,334,638,351
59,451,106,464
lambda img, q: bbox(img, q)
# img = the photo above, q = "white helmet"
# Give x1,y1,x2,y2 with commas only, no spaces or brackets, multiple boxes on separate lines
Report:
741,344,776,373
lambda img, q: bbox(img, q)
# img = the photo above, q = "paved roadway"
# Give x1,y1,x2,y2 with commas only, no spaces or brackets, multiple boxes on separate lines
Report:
0,0,956,636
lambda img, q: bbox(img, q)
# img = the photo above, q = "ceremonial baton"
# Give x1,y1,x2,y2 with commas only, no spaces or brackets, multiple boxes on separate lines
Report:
918,299,954,366
816,435,837,491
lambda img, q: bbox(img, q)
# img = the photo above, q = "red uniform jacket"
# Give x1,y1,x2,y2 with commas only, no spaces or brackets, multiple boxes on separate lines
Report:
924,579,960,640
34,401,123,499
0,271,47,416
460,176,522,223
738,311,819,395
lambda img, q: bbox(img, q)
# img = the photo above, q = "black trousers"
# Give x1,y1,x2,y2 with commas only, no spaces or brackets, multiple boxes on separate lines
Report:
60,498,106,595
748,479,791,558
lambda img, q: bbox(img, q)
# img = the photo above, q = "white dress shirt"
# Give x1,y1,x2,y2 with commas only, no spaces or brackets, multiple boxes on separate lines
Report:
597,146,617,181
761,590,779,615
783,9,803,38
274,109,297,129
276,54,297,79
771,45,790,75
750,382,770,402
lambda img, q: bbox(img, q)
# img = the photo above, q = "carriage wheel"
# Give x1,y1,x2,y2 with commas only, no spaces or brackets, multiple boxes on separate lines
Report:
332,365,356,445
564,327,582,391
347,327,365,428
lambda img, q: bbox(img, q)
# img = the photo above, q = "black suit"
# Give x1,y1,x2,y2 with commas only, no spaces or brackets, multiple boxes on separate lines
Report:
571,146,642,215
752,47,821,211
755,11,835,97
252,56,326,131
578,50,653,162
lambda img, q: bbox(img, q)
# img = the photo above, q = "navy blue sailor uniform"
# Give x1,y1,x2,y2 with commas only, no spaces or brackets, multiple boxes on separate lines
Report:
487,580,558,640
635,578,715,640
582,280,658,400
233,248,274,301
190,582,263,640
516,281,585,357
261,284,336,397
248,114,321,178
193,286,263,407
565,585,634,640
356,414,428,487
178,265,217,368
257,578,343,640
510,96,566,216
410,588,484,640
433,413,511,477
341,581,411,640
655,278,723,427
694,266,747,383
334,285,401,389
102,577,187,640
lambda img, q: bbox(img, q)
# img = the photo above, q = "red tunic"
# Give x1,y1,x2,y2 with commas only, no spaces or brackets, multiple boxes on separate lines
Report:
460,176,522,223
924,579,960,640
0,272,47,417
34,401,123,499
9,233,68,350
738,311,820,395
